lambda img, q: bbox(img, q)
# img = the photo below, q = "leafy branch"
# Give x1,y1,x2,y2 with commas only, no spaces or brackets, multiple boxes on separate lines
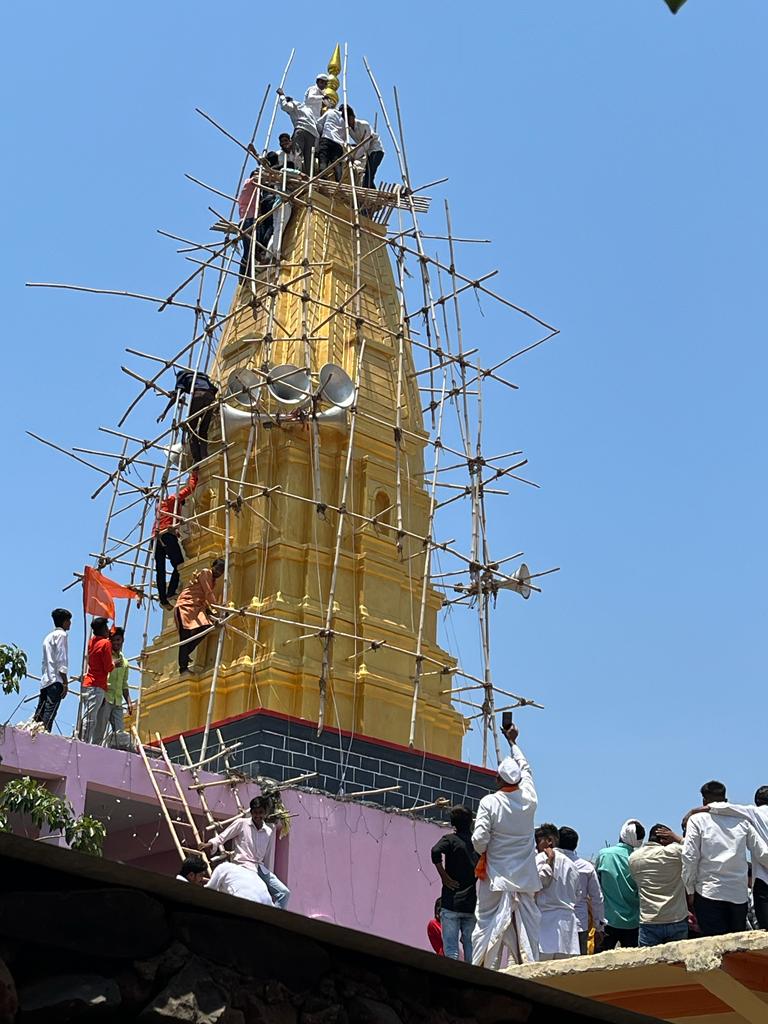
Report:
0,644,28,696
0,777,106,856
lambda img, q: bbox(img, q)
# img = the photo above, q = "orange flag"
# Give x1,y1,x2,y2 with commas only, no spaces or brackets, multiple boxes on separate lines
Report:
82,566,140,620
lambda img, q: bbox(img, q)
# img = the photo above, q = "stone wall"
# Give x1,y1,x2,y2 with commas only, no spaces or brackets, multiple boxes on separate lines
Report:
0,833,654,1024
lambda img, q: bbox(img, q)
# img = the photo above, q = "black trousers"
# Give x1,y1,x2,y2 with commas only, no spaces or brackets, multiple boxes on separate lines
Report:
32,681,64,731
154,532,184,604
694,892,747,936
178,624,208,672
318,138,344,180
186,391,214,464
363,149,384,189
240,216,255,277
601,925,639,950
754,878,768,929
293,129,318,175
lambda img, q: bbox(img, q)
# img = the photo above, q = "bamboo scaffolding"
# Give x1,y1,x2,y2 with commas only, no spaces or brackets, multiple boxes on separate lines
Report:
27,49,561,784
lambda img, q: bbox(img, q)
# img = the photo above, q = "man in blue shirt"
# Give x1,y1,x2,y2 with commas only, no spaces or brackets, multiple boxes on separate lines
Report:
595,819,645,949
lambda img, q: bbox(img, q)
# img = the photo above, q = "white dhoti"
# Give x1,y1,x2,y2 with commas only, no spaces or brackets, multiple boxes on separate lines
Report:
471,881,541,970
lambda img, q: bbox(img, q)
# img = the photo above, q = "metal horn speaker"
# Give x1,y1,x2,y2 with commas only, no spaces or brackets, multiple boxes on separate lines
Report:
226,367,262,408
318,363,355,409
267,364,311,407
497,563,532,599
221,402,259,433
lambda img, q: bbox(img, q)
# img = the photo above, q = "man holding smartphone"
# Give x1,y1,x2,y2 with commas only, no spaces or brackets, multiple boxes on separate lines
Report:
471,719,541,968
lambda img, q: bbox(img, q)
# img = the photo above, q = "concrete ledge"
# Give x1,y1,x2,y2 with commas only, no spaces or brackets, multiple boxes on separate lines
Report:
506,931,768,981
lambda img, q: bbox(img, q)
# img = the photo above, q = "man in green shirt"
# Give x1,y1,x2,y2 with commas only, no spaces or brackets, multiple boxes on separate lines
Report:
105,627,132,748
595,819,645,949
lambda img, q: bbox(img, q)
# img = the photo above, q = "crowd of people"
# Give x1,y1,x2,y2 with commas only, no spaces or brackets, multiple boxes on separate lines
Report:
238,72,386,273
32,613,768,971
35,608,133,745
425,723,768,970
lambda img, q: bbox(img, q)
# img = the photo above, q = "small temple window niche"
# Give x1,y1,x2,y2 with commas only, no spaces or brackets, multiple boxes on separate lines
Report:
373,490,392,537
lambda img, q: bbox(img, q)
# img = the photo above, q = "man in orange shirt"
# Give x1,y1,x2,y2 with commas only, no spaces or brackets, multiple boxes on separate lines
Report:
79,617,114,744
153,471,198,609
174,558,225,674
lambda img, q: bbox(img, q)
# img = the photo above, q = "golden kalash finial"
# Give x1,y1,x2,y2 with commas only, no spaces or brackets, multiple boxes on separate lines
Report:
324,43,341,108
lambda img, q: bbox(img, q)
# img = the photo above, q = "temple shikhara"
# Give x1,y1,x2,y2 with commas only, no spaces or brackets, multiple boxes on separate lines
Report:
8,41,761,1024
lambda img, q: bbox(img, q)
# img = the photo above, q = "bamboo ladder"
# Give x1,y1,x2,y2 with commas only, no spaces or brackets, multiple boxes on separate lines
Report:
131,727,242,867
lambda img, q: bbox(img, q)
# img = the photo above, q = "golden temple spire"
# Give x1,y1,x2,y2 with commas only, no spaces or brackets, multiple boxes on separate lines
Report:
324,43,341,108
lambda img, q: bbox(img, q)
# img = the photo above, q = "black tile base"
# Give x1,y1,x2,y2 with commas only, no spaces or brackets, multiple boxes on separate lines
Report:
162,710,496,819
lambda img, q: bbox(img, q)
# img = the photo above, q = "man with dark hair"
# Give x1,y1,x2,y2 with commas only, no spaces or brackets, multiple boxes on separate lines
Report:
174,558,225,675
79,617,114,744
557,826,605,954
202,794,290,909
317,105,355,181
535,823,580,960
33,608,72,731
430,805,477,962
206,855,273,905
595,820,645,949
157,370,218,465
696,778,768,933
277,89,318,173
153,471,198,609
176,854,207,886
104,627,132,748
629,824,688,947
427,898,444,955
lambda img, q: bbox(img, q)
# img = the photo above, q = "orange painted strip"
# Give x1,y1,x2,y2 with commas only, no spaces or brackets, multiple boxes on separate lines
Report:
722,951,768,992
594,983,731,1018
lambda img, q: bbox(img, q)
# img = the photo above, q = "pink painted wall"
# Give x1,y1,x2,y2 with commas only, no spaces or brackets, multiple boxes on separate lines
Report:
0,727,449,953
281,789,444,950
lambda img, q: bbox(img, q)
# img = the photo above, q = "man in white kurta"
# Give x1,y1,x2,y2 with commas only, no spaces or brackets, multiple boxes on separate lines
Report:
535,824,580,959
206,859,273,906
471,725,541,969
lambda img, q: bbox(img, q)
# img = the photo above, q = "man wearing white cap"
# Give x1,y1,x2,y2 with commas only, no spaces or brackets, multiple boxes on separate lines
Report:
595,819,645,948
470,722,541,969
304,73,330,119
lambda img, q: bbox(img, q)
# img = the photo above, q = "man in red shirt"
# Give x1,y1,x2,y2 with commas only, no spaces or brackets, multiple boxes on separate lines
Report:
153,471,198,609
427,898,444,956
79,617,114,744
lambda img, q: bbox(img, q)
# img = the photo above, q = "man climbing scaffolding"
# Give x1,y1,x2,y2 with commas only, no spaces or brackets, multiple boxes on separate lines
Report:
153,470,198,609
173,557,225,675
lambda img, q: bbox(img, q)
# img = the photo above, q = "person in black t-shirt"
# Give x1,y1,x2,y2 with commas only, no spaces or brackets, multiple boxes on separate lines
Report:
431,805,478,961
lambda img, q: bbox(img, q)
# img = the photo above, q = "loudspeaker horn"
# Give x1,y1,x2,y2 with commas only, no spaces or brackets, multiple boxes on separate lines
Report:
267,364,311,407
226,367,262,408
318,363,355,409
496,563,532,600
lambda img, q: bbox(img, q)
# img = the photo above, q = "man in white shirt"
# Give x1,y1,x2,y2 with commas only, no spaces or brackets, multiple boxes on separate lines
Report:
535,824,580,960
707,786,768,930
682,779,768,936
316,105,355,182
175,854,207,886
471,723,541,969
629,824,689,947
33,608,72,732
557,826,605,954
277,89,318,175
350,118,385,189
203,796,290,909
206,858,273,906
304,73,330,119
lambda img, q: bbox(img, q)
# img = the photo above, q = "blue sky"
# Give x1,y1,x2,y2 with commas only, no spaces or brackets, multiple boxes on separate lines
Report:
2,1,766,858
